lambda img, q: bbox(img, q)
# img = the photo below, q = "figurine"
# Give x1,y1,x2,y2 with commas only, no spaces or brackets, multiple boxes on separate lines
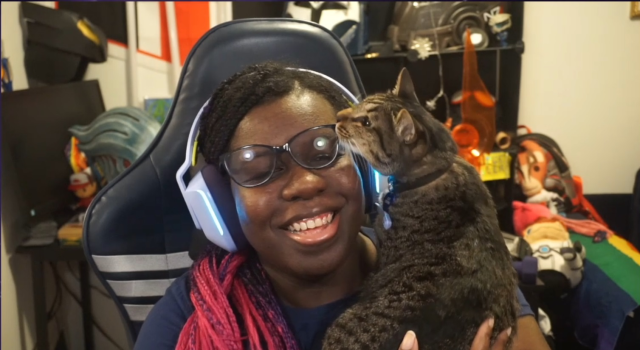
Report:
489,13,512,47
68,169,98,209
523,219,586,290
516,140,563,214
69,107,161,184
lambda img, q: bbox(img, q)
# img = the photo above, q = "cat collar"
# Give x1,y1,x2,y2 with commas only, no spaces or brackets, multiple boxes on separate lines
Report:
380,164,452,230
389,163,452,194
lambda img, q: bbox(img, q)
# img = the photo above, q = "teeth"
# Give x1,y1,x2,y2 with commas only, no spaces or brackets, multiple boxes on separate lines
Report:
288,212,335,233
307,220,316,229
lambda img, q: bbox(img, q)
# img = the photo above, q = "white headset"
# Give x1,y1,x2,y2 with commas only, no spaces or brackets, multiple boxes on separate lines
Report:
176,68,383,252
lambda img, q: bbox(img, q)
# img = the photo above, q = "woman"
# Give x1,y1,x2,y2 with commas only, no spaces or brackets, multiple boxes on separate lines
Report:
135,63,550,350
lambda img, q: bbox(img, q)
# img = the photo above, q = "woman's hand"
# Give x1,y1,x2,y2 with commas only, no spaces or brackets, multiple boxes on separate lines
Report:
398,319,512,350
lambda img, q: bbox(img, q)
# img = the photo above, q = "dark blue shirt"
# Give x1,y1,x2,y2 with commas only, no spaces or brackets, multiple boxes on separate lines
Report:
135,229,534,350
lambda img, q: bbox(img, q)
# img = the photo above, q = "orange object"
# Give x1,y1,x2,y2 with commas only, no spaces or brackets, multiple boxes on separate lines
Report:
452,29,496,170
69,137,88,173
573,175,609,227
175,2,211,65
444,117,453,130
516,140,548,198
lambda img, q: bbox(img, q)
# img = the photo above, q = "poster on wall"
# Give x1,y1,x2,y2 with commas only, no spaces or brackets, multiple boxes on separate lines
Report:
144,98,173,125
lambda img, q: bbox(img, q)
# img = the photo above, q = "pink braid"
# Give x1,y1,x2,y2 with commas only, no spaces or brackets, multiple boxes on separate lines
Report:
176,247,300,350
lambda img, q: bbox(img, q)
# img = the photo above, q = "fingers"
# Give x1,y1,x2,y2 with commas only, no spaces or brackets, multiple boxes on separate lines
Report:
470,318,494,350
490,327,512,350
399,331,418,350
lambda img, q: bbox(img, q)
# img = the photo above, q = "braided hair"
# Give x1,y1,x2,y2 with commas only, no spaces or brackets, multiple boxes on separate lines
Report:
176,62,350,350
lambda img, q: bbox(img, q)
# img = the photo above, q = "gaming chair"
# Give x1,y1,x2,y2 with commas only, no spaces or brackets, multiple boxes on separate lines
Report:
82,18,375,345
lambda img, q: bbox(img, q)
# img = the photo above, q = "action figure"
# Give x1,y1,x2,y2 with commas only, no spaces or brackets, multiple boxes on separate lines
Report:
489,13,512,47
68,169,98,209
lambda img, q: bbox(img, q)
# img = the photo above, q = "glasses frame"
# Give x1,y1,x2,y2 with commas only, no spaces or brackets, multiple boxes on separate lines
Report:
219,124,340,188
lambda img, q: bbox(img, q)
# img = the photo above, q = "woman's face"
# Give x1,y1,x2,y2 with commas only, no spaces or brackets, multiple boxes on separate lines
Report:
227,90,364,279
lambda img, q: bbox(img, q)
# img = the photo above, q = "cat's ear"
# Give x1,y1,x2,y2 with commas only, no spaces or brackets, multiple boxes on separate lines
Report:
394,109,417,144
392,68,420,104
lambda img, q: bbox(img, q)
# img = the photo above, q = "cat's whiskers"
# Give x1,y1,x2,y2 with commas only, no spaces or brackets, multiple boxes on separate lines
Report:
351,137,392,174
341,140,360,163
350,139,365,157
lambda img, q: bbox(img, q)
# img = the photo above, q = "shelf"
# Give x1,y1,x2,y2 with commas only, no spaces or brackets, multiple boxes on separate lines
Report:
352,41,525,61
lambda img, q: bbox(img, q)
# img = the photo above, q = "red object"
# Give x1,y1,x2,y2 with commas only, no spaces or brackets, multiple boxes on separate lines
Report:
78,197,93,208
554,215,614,239
573,175,609,227
68,172,92,191
513,201,552,236
174,2,210,65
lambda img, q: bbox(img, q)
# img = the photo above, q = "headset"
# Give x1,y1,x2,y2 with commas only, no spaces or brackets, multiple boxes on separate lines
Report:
176,68,384,252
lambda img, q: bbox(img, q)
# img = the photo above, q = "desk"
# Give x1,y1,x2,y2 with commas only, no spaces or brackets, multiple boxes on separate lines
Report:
16,242,94,350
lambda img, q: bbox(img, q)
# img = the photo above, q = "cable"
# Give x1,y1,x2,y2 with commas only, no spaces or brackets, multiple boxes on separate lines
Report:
52,263,126,350
65,261,111,299
47,263,63,321
424,6,451,121
47,263,63,342
32,263,65,350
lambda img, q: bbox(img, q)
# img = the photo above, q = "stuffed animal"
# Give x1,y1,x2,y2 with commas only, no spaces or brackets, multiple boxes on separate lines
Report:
523,218,586,290
515,140,563,214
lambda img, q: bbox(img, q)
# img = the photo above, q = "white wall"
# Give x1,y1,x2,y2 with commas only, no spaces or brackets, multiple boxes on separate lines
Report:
1,2,229,349
519,2,640,194
2,3,53,348
84,44,174,110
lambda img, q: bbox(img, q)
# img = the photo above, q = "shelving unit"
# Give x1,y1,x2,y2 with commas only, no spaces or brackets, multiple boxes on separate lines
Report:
352,1,525,133
351,2,525,233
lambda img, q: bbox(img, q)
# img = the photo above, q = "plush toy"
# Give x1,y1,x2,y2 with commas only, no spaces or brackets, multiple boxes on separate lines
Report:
515,140,563,214
68,169,98,209
523,218,586,290
513,200,614,240
513,200,552,236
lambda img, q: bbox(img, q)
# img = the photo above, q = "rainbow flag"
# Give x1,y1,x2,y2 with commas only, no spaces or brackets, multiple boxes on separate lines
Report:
570,233,640,350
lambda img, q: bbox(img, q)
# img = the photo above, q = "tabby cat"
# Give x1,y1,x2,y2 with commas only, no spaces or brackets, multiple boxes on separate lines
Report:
323,68,519,350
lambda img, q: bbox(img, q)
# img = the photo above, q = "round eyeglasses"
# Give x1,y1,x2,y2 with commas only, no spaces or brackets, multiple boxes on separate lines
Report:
219,124,341,187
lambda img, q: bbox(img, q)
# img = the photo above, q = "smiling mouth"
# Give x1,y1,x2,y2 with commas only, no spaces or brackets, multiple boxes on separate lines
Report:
284,211,340,246
287,212,334,233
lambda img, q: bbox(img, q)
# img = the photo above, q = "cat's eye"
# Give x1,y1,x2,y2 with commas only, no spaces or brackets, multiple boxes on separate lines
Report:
356,116,371,127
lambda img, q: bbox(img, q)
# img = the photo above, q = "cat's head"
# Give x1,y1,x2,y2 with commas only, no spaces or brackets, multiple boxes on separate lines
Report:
336,68,457,177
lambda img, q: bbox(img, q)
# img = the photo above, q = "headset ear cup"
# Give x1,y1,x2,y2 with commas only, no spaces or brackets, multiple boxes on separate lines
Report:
352,154,376,214
200,164,249,251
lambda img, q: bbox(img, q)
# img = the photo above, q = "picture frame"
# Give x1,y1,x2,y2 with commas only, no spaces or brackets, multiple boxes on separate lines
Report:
632,2,640,19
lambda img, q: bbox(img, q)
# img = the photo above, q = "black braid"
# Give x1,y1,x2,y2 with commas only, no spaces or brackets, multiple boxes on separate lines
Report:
198,62,350,165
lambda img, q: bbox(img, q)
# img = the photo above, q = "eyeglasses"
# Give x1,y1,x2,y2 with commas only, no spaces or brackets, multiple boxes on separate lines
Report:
219,124,341,188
